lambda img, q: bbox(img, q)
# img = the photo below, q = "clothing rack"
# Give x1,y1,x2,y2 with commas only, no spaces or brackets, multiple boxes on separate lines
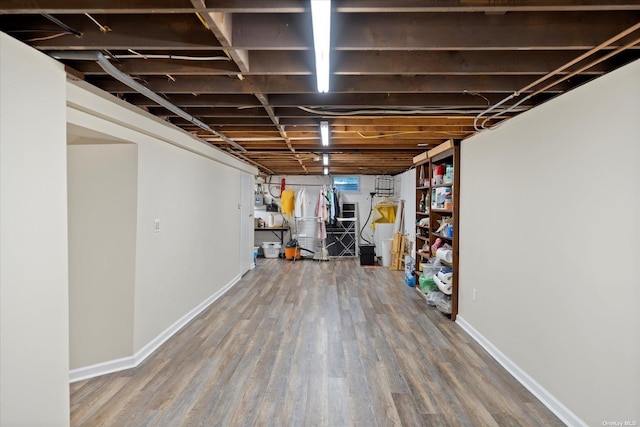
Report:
273,182,332,188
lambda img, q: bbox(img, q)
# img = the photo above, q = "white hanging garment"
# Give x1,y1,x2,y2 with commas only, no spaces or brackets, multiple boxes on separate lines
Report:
295,187,308,217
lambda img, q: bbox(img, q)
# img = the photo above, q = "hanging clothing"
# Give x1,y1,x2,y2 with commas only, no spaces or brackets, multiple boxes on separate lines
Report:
322,187,332,224
295,187,308,218
315,190,327,239
281,189,295,218
372,199,397,229
332,189,340,222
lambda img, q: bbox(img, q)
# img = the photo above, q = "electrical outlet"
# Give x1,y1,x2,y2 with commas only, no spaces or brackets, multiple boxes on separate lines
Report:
473,288,477,301
154,219,160,233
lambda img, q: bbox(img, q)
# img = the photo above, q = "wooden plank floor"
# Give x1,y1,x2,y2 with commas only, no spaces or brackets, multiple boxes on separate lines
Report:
70,258,563,426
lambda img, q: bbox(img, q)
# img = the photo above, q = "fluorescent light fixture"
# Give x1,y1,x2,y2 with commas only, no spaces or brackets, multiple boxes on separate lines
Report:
324,167,329,175
311,0,331,93
323,154,329,166
320,120,329,146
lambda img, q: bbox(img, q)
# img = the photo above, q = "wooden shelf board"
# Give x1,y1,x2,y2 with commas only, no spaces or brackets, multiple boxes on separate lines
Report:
431,232,453,241
427,139,454,159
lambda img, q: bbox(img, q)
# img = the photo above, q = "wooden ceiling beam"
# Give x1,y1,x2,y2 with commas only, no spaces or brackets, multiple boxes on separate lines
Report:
8,10,640,52
68,58,240,76
267,92,547,107
333,50,611,75
287,143,449,150
0,0,306,14
172,117,278,126
329,118,482,127
194,128,282,134
124,92,540,109
231,11,640,50
336,0,640,12
277,116,510,127
6,14,223,51
147,106,270,118
288,117,484,125
5,1,639,14
243,150,427,156
272,157,415,163
333,11,640,51
191,0,250,72
70,51,312,76
147,107,493,123
88,74,571,94
240,141,448,149
124,93,260,107
71,50,624,76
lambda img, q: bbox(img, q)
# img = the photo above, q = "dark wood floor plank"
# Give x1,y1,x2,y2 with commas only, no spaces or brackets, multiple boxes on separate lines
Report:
70,258,563,426
343,334,379,427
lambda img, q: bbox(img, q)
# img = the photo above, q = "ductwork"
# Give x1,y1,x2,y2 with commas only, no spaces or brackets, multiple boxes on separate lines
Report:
48,50,247,152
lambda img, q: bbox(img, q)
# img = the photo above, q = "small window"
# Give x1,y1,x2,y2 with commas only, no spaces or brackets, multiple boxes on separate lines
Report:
332,176,360,192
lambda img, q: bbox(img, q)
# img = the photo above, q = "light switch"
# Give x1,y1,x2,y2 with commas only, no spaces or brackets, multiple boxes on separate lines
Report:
154,219,161,233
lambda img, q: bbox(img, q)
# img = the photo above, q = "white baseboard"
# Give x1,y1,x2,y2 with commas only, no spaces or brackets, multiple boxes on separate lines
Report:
70,274,242,383
455,316,586,427
68,355,137,383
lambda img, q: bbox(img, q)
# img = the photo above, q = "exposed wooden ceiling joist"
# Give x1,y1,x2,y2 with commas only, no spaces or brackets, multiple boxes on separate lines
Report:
2,2,639,175
3,0,640,14
87,74,574,94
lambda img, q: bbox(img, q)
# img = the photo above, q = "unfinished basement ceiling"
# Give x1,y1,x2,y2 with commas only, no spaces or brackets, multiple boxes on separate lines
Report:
2,1,640,175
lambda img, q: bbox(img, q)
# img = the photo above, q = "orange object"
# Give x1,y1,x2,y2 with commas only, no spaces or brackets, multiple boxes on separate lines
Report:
285,247,301,260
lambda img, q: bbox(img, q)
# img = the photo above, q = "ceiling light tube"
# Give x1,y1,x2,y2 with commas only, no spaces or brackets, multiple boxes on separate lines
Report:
323,153,329,166
324,167,329,175
320,120,329,146
311,0,331,93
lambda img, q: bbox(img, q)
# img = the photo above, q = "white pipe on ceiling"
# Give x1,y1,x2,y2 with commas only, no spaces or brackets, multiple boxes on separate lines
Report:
48,50,247,152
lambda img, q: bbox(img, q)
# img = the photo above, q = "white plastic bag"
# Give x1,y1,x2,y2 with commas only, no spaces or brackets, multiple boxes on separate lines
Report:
426,290,445,307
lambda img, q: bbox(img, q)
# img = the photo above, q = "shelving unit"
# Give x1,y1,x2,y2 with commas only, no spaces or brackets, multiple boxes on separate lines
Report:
326,202,359,258
414,156,431,276
413,140,460,320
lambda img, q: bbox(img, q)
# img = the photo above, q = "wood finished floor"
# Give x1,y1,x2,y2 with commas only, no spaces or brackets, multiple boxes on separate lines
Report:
70,258,563,427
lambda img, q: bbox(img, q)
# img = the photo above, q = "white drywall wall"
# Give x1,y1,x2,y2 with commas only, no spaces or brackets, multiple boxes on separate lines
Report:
66,78,257,358
132,137,243,349
396,168,416,243
259,175,392,247
0,33,70,426
458,60,640,425
67,142,137,369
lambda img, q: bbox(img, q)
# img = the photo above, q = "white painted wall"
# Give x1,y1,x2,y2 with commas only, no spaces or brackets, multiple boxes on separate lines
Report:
0,33,70,426
132,135,243,349
458,60,640,425
258,175,383,246
396,168,417,247
66,79,258,362
67,142,138,369
240,173,255,272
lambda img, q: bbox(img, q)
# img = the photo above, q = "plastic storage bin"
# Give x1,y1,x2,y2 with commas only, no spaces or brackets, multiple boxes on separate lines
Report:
262,242,281,258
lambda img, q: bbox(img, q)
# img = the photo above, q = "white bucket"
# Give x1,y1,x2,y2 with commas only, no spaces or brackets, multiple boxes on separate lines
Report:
381,238,393,267
374,223,395,257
